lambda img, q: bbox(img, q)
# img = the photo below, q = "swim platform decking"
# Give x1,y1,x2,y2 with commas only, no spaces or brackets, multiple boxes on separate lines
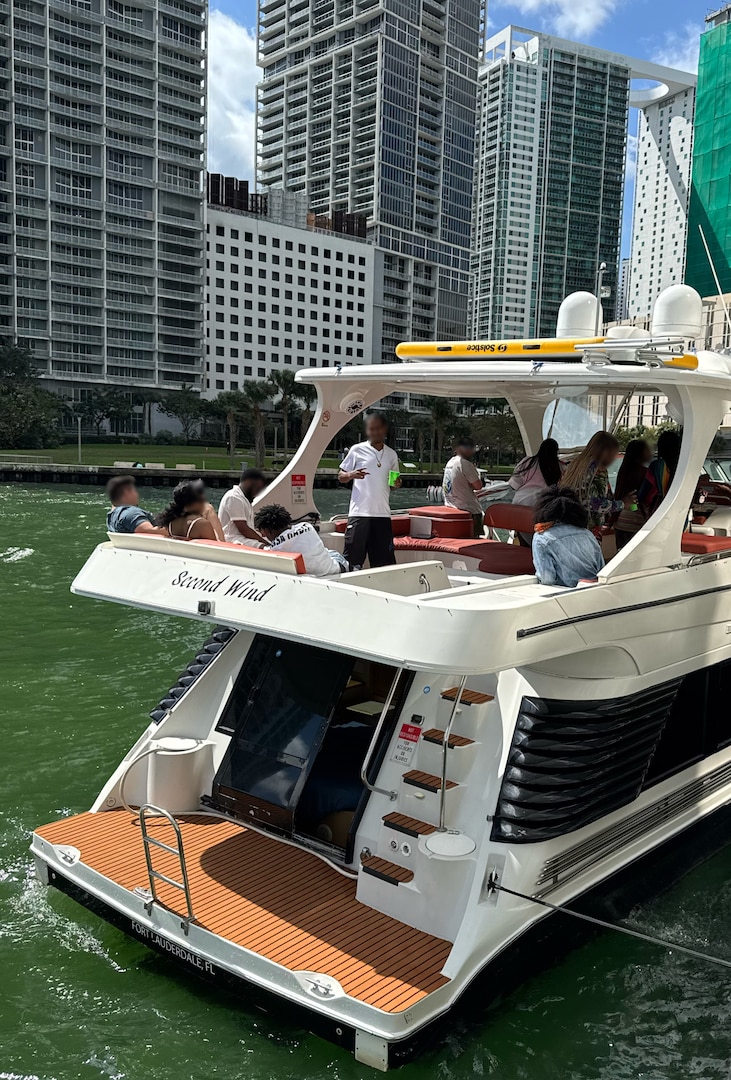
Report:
36,811,451,1013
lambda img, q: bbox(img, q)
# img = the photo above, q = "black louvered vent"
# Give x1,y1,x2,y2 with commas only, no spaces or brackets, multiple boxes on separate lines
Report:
491,679,682,843
149,626,237,723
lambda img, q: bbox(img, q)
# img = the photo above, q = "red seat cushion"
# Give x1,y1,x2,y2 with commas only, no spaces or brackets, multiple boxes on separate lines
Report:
334,516,410,536
484,502,536,534
190,539,306,574
409,505,471,521
681,533,731,554
394,537,534,575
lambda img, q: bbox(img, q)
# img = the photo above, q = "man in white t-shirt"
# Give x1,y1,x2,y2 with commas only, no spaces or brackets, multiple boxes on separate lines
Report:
217,467,268,545
254,504,348,577
338,412,400,569
442,437,484,538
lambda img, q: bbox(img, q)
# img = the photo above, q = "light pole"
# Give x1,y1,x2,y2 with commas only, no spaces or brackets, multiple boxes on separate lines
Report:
76,415,82,464
594,261,607,336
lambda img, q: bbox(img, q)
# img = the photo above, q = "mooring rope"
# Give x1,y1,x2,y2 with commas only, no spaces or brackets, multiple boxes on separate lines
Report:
487,876,731,971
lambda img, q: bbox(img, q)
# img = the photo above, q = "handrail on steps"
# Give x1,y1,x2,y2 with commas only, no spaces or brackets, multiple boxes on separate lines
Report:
359,668,403,802
439,676,467,832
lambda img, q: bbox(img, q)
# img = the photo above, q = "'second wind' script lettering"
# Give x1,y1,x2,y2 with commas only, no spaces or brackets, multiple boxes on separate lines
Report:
170,568,276,602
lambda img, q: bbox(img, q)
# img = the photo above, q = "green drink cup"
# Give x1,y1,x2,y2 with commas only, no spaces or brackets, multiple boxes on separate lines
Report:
388,470,400,488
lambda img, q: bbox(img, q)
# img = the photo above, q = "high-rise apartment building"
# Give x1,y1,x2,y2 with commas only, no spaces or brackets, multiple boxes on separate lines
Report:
472,26,695,340
203,174,383,396
1,0,206,400
628,84,695,318
616,257,631,321
686,5,731,298
256,0,483,359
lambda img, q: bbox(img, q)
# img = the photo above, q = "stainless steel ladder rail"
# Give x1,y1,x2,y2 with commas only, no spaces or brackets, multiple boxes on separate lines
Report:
138,803,195,934
438,676,467,832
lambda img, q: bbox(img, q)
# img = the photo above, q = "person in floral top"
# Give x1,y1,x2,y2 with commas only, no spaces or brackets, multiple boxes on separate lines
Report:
562,431,635,531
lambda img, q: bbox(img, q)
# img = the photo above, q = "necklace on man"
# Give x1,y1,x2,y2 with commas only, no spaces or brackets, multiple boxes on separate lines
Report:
374,446,384,467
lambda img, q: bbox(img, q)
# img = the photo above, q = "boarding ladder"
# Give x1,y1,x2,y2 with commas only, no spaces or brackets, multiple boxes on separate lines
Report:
138,804,196,935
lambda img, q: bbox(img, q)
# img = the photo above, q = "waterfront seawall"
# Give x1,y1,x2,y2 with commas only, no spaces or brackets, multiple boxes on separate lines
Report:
0,462,448,489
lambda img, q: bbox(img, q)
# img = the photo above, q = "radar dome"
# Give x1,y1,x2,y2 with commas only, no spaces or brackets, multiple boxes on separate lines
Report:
651,284,703,339
556,292,603,339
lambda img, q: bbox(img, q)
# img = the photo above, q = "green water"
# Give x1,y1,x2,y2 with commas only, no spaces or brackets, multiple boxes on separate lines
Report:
3,483,731,1080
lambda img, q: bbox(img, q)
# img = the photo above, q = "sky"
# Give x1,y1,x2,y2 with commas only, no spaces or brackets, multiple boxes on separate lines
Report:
207,0,706,257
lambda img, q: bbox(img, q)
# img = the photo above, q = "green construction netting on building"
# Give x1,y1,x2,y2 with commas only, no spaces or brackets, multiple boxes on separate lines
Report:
687,19,731,297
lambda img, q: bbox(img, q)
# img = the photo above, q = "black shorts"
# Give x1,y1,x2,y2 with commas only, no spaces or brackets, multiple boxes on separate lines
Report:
343,516,396,570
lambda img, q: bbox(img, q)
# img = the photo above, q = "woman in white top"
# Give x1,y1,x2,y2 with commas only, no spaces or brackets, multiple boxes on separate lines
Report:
254,504,348,577
509,437,564,506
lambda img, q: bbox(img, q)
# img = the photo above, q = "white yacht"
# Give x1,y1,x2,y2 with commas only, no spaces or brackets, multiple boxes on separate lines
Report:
32,286,731,1069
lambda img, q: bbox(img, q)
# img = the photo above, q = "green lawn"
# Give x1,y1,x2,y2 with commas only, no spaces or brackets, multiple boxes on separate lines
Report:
0,444,448,472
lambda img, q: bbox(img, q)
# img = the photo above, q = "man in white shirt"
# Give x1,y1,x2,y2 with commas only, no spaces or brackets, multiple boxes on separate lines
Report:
338,412,400,569
254,504,348,577
443,438,484,537
217,467,268,545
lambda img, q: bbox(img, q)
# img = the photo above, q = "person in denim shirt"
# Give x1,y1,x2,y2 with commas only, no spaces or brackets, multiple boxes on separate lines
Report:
106,475,158,534
532,486,605,588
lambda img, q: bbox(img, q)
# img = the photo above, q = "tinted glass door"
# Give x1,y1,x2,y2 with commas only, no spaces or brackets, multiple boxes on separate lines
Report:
212,636,354,830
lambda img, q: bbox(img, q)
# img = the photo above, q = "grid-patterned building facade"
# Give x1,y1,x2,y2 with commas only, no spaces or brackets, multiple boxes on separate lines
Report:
628,85,695,318
1,0,206,396
256,0,483,360
203,181,383,396
472,27,630,340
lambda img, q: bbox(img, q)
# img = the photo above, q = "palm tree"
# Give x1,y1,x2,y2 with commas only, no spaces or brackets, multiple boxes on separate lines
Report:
424,396,457,468
242,379,273,468
213,390,249,467
411,414,432,467
294,382,317,444
269,369,297,454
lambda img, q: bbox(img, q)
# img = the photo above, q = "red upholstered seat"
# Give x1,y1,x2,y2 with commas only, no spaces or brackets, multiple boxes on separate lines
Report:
190,539,306,574
681,533,731,554
409,505,470,520
407,505,473,538
333,516,411,536
484,502,535,535
394,536,534,575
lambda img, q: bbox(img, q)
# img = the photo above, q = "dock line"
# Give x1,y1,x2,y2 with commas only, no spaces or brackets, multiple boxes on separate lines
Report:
487,875,731,972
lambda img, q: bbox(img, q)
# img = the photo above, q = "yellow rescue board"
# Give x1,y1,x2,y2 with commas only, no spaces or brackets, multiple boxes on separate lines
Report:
395,337,605,359
395,338,700,370
662,354,699,370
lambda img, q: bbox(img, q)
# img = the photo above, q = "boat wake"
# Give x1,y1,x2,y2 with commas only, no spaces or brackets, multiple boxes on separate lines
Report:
0,547,34,563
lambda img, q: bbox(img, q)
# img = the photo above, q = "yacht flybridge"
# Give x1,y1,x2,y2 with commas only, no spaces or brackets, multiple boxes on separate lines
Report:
32,286,731,1069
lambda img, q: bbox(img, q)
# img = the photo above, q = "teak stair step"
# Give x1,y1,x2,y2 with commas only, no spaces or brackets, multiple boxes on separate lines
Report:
403,770,458,793
422,728,475,749
441,687,494,706
360,854,415,886
383,812,437,838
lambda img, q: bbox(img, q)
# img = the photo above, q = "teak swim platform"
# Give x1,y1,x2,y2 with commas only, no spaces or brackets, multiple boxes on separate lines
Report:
36,811,451,1013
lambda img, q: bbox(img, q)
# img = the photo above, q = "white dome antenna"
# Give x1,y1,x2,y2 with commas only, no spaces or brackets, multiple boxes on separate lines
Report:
651,284,703,340
556,292,603,339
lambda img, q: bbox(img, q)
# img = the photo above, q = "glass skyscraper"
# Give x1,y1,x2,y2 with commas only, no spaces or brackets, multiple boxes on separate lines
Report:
686,5,731,298
472,26,629,340
0,0,206,398
257,0,484,358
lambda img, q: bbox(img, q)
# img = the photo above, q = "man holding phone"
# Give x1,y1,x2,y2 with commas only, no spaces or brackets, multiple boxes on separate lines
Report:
338,411,400,570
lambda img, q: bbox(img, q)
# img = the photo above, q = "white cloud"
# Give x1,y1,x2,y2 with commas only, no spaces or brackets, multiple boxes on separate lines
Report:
502,0,617,40
651,24,702,73
207,10,259,180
